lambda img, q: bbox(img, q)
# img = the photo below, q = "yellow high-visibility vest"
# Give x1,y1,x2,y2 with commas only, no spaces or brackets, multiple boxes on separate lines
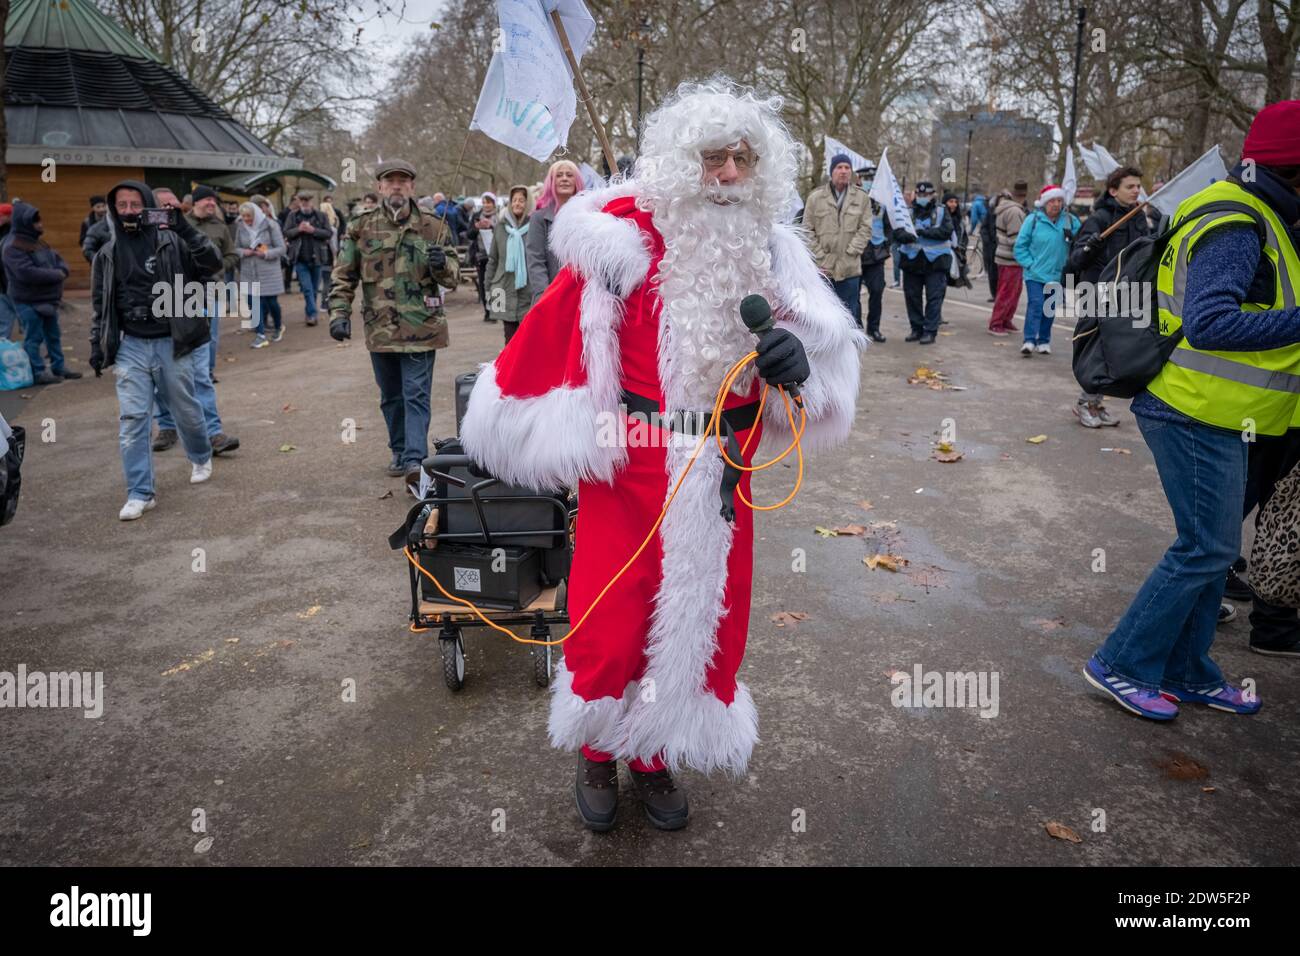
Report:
1148,180,1300,437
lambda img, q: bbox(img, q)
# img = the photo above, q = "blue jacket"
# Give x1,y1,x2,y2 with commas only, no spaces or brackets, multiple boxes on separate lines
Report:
1,204,67,306
1013,207,1080,284
969,195,987,232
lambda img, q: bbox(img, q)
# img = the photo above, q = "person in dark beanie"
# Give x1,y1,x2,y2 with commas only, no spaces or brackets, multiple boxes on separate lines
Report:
1083,99,1300,720
80,195,108,248
2,203,76,384
804,152,872,328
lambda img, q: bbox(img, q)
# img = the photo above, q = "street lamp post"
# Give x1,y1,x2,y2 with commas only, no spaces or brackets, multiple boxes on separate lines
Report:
1068,6,1087,150
963,113,975,205
635,17,649,154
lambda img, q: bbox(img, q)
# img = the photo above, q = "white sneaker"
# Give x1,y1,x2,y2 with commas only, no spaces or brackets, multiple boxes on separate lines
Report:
119,497,157,521
1036,343,1052,354
1020,341,1034,356
191,458,213,484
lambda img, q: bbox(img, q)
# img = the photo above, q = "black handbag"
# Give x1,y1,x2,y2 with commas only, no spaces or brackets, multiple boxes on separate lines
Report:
1071,199,1265,399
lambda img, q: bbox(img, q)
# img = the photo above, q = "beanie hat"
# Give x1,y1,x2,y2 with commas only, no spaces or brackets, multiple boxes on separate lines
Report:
1036,184,1065,206
1242,100,1300,167
90,195,106,206
829,153,853,172
192,185,219,203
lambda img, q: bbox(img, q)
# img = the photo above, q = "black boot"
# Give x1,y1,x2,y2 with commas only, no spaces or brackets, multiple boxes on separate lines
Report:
628,765,689,830
575,755,619,831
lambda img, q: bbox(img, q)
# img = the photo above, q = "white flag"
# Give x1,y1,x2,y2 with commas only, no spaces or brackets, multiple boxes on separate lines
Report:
578,162,604,190
1063,147,1078,205
867,148,915,236
1147,145,1228,218
1080,141,1148,201
470,0,596,162
823,134,872,177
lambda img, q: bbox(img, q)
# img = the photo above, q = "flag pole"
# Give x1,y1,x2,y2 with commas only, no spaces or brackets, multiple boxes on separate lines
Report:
549,9,618,174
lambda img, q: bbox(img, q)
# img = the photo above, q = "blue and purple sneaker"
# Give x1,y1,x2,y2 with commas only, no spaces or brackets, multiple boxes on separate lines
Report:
1160,684,1262,715
1083,655,1179,721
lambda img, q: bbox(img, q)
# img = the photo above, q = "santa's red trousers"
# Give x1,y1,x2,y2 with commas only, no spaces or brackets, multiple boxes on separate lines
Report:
565,410,761,769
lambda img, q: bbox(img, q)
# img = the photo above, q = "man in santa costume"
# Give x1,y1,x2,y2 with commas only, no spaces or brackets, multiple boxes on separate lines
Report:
460,80,865,831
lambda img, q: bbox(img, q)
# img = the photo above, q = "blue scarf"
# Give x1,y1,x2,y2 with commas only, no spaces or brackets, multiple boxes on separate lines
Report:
504,216,530,289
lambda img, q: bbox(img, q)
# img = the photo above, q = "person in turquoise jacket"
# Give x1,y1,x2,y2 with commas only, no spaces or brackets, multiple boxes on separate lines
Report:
1013,184,1081,356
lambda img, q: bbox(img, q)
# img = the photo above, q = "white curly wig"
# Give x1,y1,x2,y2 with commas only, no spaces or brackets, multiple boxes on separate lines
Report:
634,78,799,406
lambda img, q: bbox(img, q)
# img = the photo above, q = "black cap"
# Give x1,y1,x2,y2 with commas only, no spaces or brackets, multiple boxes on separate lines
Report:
192,185,219,203
915,180,936,195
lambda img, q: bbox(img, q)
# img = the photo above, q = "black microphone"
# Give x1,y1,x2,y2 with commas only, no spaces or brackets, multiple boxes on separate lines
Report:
740,294,801,402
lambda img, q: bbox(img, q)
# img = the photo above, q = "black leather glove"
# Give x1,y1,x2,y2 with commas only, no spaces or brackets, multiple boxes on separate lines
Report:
1077,233,1103,259
329,316,351,342
89,346,105,377
892,228,917,245
427,244,447,271
754,327,809,390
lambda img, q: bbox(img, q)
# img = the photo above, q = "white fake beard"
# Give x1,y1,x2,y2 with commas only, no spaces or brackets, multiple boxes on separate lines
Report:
654,196,776,409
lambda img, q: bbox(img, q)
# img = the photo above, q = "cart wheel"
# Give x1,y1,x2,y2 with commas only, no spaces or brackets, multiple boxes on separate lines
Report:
441,630,466,691
532,632,554,688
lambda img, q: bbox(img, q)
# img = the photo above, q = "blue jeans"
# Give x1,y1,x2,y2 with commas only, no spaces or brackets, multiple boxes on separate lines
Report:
1023,279,1055,345
830,275,862,327
1096,413,1247,692
115,335,211,499
370,350,436,470
294,262,322,319
0,295,18,340
250,295,282,335
17,303,65,375
155,316,221,437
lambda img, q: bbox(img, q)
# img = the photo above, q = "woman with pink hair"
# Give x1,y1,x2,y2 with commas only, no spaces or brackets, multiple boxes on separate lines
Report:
525,159,583,299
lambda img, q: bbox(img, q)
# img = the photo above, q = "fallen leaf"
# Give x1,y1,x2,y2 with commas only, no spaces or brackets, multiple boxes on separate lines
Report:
297,605,322,620
936,441,955,453
999,453,1013,460
1025,435,1048,444
279,443,296,452
1044,822,1082,844
161,648,216,677
864,554,909,572
282,403,298,413
770,611,809,627
933,449,964,463
858,499,874,511
1154,752,1209,781
813,526,837,538
1201,787,1216,794
378,490,394,500
831,524,867,536
1035,617,1069,632
1100,447,1132,455
225,637,240,644
939,331,955,336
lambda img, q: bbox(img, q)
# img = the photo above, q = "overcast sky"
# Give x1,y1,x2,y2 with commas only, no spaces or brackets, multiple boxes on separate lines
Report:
365,0,448,85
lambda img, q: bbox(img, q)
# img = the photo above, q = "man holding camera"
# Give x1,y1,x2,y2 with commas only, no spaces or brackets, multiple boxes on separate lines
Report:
88,180,222,520
328,159,460,497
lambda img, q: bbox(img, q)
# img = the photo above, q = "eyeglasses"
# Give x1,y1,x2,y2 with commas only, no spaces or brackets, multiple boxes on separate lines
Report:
701,148,760,170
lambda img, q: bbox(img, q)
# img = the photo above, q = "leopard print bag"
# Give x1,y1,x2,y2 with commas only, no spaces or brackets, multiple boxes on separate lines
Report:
1249,461,1300,608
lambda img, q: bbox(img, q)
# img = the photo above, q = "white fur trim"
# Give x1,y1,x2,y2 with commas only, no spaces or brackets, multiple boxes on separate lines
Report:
460,277,630,492
548,660,639,753
765,223,867,451
549,182,652,297
1036,185,1065,206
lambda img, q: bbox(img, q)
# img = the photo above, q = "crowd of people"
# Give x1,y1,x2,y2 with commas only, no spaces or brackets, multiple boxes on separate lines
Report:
1,88,1296,781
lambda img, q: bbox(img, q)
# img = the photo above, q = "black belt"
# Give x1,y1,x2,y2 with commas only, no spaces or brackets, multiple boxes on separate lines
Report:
621,388,761,523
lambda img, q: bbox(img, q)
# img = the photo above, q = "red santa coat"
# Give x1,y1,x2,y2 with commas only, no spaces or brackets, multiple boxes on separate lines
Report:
460,183,864,775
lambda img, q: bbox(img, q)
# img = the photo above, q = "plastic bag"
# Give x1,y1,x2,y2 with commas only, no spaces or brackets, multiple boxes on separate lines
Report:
0,339,34,390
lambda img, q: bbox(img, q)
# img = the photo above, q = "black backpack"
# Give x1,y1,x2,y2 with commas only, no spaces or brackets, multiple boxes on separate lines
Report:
1071,199,1267,398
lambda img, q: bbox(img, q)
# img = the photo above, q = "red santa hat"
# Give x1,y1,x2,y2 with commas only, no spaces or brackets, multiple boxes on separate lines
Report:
1035,184,1066,207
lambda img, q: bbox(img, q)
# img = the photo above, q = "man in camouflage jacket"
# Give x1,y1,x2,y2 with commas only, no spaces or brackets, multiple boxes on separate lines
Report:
328,158,460,493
